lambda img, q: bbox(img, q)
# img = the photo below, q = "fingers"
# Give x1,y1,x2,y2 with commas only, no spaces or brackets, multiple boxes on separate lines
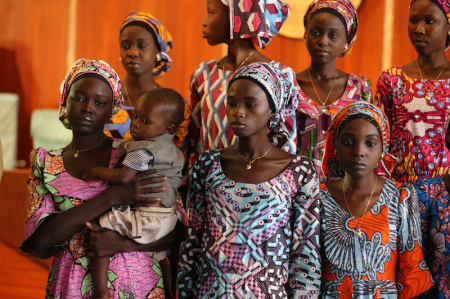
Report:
86,221,102,231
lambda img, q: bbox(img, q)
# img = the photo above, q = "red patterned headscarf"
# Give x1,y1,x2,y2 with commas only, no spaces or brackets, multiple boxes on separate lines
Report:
304,0,358,56
220,0,290,49
59,59,123,129
322,101,396,179
410,0,450,50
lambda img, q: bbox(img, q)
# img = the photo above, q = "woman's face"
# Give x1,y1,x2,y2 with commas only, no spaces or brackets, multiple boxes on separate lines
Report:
336,118,383,178
409,0,449,56
66,77,113,134
226,79,273,138
305,11,348,64
119,25,158,76
202,0,230,46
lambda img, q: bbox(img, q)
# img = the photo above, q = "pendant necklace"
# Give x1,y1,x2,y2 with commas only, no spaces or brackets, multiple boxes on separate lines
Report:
308,67,337,115
69,135,107,158
220,50,255,92
416,59,448,101
342,176,377,237
236,144,271,170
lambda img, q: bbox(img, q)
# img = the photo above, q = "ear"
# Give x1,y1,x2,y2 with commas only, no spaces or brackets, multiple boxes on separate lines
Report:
164,124,176,135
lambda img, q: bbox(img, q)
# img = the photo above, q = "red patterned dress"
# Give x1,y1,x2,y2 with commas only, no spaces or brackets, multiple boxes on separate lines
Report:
375,66,450,182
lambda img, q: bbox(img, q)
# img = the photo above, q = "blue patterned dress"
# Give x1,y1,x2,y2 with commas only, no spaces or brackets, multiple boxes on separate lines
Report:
415,176,450,299
178,150,321,298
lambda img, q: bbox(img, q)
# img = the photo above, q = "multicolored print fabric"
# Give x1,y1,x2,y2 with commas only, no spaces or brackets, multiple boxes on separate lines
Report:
375,66,450,182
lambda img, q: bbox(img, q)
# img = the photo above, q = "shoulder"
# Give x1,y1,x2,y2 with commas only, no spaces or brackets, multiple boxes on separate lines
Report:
191,59,220,77
288,155,318,182
378,66,404,80
348,73,371,86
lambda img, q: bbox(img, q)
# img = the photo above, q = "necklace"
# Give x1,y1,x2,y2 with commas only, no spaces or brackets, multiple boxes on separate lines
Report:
235,144,271,170
307,68,338,115
122,81,157,112
342,176,378,237
416,59,448,101
220,50,255,92
69,135,107,158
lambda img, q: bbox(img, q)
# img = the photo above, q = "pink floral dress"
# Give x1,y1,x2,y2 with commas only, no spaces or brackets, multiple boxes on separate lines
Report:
21,147,165,298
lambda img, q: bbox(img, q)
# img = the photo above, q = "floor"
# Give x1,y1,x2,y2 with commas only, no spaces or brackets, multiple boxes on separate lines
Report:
0,242,49,298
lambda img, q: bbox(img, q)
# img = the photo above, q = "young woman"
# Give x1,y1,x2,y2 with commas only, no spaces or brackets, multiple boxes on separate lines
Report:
20,59,182,298
320,101,433,298
375,0,450,182
296,0,372,181
190,0,298,167
104,11,191,159
415,113,450,298
178,63,321,298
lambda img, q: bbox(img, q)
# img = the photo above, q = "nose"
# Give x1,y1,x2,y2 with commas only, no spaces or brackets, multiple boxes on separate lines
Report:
127,46,138,57
415,21,425,35
353,143,365,158
231,103,245,118
81,100,93,114
318,34,328,47
202,16,207,27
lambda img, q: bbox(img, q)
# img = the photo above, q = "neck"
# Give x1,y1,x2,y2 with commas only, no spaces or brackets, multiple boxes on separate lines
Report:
417,51,448,69
308,62,338,80
124,73,157,94
70,131,107,150
236,136,272,159
225,39,260,69
342,173,378,193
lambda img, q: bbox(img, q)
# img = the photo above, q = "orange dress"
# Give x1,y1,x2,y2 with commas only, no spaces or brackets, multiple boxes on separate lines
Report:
319,179,433,298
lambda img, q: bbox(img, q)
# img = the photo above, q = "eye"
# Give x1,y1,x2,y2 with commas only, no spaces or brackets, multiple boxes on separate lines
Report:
329,32,338,39
133,114,138,119
95,100,107,107
342,139,353,146
311,30,320,37
121,43,130,50
366,140,378,147
246,103,257,108
409,17,417,24
72,96,84,102
227,101,236,107
425,18,435,25
138,43,148,49
143,120,150,125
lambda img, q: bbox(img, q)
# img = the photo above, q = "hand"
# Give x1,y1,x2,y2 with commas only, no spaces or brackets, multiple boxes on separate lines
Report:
108,170,168,207
84,222,132,258
82,167,99,181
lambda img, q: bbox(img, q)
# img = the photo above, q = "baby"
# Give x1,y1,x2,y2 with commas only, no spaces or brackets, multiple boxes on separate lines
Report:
83,88,185,299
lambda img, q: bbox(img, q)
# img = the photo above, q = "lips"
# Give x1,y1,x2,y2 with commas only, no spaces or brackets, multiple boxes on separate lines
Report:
230,121,246,128
77,117,93,125
127,61,140,67
351,161,367,168
315,49,330,56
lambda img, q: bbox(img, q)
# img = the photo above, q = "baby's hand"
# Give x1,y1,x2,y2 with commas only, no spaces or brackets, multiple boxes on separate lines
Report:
82,167,98,181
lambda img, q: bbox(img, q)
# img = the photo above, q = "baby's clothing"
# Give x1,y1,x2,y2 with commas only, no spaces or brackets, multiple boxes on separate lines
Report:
99,134,184,259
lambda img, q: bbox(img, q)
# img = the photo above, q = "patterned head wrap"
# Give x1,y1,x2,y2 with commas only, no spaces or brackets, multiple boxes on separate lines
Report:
228,62,298,149
322,101,397,179
120,12,173,78
304,0,358,56
59,59,123,129
410,0,450,51
220,0,290,49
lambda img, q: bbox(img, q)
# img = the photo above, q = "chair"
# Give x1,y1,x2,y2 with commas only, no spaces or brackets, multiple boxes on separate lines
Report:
30,109,72,150
0,93,19,169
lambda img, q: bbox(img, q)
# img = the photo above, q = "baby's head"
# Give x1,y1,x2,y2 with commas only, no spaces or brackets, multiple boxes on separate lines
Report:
130,88,185,141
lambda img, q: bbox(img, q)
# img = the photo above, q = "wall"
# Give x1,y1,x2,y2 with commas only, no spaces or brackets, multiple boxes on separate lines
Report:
0,0,447,165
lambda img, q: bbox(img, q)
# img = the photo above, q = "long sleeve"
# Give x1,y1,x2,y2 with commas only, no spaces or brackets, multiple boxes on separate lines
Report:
288,158,321,298
396,183,434,298
178,152,210,298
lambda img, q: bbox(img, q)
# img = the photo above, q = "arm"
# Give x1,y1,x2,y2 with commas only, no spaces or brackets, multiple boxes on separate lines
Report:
288,158,321,298
178,154,210,298
188,68,201,172
83,165,138,185
396,183,434,297
21,157,166,260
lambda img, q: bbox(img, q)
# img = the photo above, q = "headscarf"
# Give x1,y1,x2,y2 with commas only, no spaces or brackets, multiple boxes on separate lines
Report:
220,0,290,49
304,0,358,56
120,12,173,78
410,0,450,51
322,101,397,179
228,62,298,150
59,59,123,129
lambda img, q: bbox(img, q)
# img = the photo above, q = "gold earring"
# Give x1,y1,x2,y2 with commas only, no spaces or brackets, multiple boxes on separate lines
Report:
119,57,122,61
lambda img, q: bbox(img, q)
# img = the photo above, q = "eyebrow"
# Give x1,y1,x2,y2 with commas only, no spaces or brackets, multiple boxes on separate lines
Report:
340,132,380,139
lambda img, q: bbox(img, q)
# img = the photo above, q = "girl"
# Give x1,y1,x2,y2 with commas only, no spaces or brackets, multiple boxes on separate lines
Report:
375,0,450,182
178,63,321,298
104,11,191,159
415,113,450,298
320,101,433,298
20,59,182,298
296,0,372,181
190,0,298,166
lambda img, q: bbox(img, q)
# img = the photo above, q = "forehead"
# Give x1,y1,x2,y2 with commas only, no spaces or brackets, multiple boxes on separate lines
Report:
69,76,112,95
410,0,447,17
228,79,266,96
120,25,154,41
339,117,380,137
309,11,346,31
